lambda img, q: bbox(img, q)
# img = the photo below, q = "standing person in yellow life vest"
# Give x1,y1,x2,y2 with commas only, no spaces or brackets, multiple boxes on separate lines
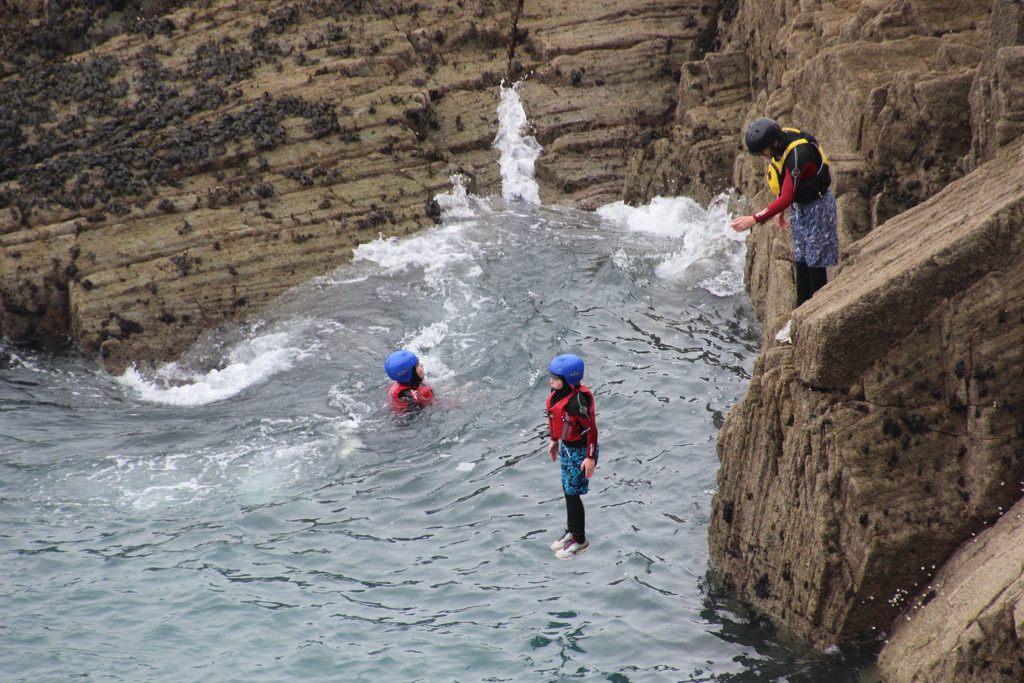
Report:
544,353,599,561
384,350,435,413
729,117,839,342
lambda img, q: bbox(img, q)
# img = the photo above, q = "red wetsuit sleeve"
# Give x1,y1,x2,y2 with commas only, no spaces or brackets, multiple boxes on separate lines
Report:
754,171,795,223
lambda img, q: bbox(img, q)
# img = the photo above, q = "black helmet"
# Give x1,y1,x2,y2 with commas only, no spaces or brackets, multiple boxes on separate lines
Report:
744,117,782,154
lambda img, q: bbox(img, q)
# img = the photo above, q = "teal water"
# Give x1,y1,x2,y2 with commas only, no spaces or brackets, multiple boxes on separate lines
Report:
0,198,874,681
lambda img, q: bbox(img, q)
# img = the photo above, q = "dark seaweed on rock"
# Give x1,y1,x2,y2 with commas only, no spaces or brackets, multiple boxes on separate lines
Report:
0,1,194,71
0,17,343,219
189,38,259,85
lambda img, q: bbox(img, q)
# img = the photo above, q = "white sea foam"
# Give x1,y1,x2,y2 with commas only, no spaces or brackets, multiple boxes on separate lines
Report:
118,330,309,406
352,223,473,275
327,384,373,423
493,84,542,205
434,174,491,219
597,194,748,297
123,480,208,509
85,406,366,510
1,345,34,371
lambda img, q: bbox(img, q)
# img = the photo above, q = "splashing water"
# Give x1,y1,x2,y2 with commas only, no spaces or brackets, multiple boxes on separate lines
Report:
117,328,312,406
599,192,748,297
433,174,491,220
493,83,542,204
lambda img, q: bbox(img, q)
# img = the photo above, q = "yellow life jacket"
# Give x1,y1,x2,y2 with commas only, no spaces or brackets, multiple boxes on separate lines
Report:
766,129,830,198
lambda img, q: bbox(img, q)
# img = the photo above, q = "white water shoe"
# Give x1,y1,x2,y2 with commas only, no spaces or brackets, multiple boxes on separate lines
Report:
775,319,792,344
549,531,573,552
555,538,590,560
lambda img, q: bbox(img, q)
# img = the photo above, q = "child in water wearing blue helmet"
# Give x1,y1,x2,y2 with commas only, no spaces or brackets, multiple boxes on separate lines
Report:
384,350,435,412
545,353,599,560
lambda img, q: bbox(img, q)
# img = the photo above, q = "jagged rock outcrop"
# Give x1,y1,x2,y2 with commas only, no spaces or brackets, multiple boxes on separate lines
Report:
710,135,1024,647
694,0,1024,663
626,0,994,331
878,492,1024,682
0,0,709,372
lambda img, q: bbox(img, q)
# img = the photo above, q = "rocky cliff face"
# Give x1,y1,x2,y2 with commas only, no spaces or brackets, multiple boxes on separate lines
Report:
878,486,1024,681
711,135,1024,648
0,0,710,372
689,0,1024,672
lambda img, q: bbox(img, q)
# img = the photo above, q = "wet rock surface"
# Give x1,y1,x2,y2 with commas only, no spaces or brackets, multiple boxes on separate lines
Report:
878,483,1024,682
682,0,1024,668
0,0,710,372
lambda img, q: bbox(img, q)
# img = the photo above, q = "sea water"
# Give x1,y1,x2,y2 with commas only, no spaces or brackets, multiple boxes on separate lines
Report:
0,87,874,681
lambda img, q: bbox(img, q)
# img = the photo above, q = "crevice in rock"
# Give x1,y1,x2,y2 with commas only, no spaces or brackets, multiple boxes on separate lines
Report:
504,0,525,83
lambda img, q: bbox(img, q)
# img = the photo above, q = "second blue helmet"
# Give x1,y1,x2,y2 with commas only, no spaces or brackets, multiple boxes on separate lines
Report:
549,353,584,387
385,350,419,383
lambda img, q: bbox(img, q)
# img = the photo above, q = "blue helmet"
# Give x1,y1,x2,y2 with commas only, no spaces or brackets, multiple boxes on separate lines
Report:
549,353,584,387
385,350,419,383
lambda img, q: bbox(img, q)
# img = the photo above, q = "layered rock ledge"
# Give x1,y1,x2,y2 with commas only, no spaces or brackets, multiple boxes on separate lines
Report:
878,491,1024,681
0,0,711,372
696,0,1024,674
710,135,1024,648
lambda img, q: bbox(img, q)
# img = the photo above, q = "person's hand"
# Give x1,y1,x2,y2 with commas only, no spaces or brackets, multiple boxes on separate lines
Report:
773,213,789,231
730,215,756,232
547,440,559,461
581,456,596,479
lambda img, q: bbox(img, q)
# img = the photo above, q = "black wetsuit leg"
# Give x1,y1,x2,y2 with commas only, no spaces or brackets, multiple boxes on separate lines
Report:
808,266,828,299
795,261,811,306
565,494,586,544
795,262,828,306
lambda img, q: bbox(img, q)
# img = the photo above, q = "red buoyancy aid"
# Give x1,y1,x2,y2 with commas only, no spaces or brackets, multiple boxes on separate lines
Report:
388,381,435,412
546,383,598,455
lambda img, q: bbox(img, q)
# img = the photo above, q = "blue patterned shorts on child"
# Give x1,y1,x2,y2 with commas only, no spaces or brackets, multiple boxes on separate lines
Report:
560,443,600,496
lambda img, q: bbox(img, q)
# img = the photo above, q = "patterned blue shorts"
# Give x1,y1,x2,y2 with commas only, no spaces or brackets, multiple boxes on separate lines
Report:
560,443,599,495
790,190,838,268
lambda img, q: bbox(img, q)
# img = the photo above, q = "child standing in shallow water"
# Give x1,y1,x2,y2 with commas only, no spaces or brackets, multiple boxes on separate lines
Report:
544,353,599,560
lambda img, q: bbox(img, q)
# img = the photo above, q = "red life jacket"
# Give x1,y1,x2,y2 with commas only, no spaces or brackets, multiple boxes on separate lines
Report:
388,381,435,412
546,383,597,453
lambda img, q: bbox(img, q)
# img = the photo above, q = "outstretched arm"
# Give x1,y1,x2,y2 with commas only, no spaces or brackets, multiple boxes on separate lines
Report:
729,172,796,232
